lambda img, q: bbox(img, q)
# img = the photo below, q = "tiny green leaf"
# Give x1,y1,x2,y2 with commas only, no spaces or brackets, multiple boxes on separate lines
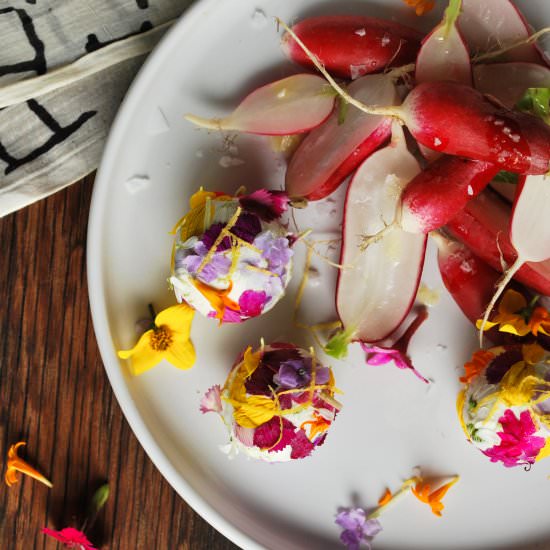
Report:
338,97,349,126
493,171,519,184
324,326,356,359
443,0,462,38
517,88,550,124
90,483,110,514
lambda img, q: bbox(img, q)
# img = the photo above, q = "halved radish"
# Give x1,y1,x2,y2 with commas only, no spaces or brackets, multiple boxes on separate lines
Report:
416,0,472,86
478,173,550,337
445,188,550,296
473,62,550,108
400,157,499,234
281,15,423,80
184,74,335,135
336,122,426,343
285,74,397,201
458,0,542,64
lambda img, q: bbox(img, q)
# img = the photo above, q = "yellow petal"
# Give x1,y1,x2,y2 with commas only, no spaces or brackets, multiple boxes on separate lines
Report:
189,188,218,210
499,322,531,336
536,438,550,462
242,346,262,378
475,319,499,331
231,395,278,428
499,289,527,315
164,339,196,370
117,329,154,359
155,304,195,339
127,346,162,376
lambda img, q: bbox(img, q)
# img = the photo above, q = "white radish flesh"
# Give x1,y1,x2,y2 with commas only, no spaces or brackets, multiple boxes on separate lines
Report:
473,62,550,108
184,74,335,135
458,0,541,63
337,123,426,343
285,74,397,200
416,0,472,86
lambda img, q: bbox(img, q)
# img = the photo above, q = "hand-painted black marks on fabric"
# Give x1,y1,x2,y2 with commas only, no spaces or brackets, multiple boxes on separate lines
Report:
136,0,149,8
0,7,46,77
85,21,153,53
0,100,96,175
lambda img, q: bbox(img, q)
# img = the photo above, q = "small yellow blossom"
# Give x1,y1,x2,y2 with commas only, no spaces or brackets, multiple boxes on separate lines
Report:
402,0,436,16
5,442,52,488
476,289,549,337
118,304,195,375
412,476,459,517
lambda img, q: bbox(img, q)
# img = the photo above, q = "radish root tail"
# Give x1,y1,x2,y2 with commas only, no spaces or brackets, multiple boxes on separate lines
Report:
276,17,401,119
478,257,523,346
359,222,396,251
184,113,224,130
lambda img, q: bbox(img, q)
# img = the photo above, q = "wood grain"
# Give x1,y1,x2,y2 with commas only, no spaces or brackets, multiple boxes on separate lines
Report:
0,177,240,550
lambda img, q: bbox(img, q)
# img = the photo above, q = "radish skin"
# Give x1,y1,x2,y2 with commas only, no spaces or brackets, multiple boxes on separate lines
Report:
473,62,550,108
446,189,550,296
400,157,499,234
416,0,472,86
402,81,550,175
285,74,397,201
336,123,426,343
184,74,335,135
281,16,423,80
458,0,543,64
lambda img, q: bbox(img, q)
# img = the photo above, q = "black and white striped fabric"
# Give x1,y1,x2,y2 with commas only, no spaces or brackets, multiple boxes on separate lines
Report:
0,0,191,216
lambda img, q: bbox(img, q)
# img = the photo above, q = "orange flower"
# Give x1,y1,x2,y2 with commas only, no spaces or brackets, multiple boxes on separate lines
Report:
378,488,392,506
5,442,52,488
402,0,435,16
300,412,332,441
412,476,459,517
460,350,495,383
530,306,550,336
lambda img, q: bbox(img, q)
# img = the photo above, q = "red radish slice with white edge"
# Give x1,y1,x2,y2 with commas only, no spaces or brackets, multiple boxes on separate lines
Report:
458,0,542,64
473,62,550,108
416,0,472,86
184,74,335,135
285,74,397,201
478,173,550,339
281,15,423,80
445,189,550,296
279,21,550,175
336,122,427,343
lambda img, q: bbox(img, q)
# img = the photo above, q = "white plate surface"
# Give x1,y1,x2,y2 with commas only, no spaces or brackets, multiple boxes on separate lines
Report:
88,1,550,549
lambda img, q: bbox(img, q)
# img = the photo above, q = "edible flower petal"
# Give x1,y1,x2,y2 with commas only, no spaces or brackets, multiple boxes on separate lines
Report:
335,508,382,550
117,304,195,375
411,476,459,517
5,441,52,488
402,0,435,16
476,289,549,337
200,385,223,414
41,527,96,550
460,349,495,383
238,189,290,222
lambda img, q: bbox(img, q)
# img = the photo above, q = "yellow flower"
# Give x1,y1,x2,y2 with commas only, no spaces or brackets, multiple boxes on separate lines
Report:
118,304,195,375
402,0,435,16
476,289,549,337
411,476,459,517
5,442,52,488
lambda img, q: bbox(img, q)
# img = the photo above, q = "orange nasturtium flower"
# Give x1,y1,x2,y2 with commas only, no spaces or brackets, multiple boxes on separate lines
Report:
476,289,550,337
118,304,195,375
460,349,495,384
402,0,436,16
5,442,52,488
412,476,459,517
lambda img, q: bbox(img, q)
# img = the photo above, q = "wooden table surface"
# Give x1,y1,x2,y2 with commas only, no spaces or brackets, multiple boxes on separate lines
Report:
0,176,240,550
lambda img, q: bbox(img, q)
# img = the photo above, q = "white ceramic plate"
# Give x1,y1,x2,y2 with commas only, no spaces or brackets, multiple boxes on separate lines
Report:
88,1,550,549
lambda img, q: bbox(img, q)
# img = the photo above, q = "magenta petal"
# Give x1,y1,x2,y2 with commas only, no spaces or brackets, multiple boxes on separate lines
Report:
42,527,97,550
239,189,290,221
239,290,267,318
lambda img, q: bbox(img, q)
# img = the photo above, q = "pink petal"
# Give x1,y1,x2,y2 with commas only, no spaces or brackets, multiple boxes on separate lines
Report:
200,385,222,414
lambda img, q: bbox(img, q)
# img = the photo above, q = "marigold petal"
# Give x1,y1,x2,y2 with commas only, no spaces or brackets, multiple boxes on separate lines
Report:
164,339,196,371
499,321,531,337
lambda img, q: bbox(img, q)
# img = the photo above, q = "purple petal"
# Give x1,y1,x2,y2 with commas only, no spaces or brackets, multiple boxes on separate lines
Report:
363,518,383,538
335,508,366,531
275,362,303,388
196,254,232,283
339,530,362,550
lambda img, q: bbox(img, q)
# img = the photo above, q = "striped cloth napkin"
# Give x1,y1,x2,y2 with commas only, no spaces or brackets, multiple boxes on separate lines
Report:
0,0,191,217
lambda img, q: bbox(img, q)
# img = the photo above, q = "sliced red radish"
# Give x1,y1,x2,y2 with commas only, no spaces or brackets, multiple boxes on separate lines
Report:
278,21,550,176
285,74,397,201
416,0,472,86
184,74,335,135
458,0,542,64
445,189,550,296
473,62,550,108
281,15,423,80
336,122,426,343
400,157,499,234
478,173,550,337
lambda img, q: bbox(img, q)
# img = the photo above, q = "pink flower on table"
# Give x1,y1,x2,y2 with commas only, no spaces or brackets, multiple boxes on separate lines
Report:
482,409,546,468
41,527,96,550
